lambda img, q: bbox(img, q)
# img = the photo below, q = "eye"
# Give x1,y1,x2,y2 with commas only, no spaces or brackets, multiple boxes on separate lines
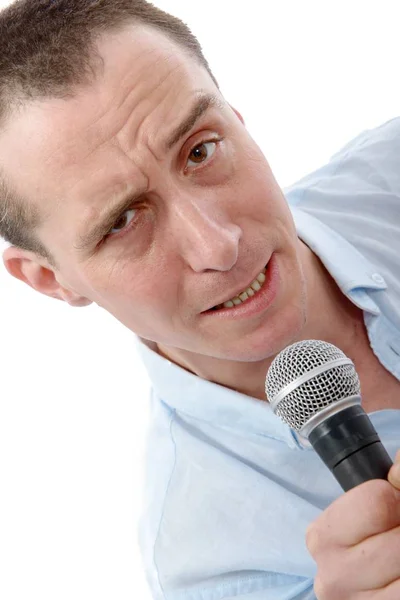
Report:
187,140,217,168
109,208,137,235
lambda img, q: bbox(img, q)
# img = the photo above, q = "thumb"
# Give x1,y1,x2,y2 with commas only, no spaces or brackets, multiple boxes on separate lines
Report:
388,449,400,490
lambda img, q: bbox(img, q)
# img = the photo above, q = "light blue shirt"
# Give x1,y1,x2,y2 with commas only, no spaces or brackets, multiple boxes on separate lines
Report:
136,117,400,600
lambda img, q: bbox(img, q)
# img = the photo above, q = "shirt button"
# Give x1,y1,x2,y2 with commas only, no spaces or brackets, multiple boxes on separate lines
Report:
371,272,385,284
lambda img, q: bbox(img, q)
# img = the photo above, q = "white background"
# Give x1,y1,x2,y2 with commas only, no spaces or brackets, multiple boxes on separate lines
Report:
1,1,400,598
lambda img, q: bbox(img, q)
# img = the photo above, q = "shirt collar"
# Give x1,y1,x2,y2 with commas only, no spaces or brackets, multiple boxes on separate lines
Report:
135,337,297,445
291,207,387,314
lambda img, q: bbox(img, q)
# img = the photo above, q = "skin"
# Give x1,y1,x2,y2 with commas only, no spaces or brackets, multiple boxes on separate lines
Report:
307,453,400,599
0,25,374,399
1,25,400,598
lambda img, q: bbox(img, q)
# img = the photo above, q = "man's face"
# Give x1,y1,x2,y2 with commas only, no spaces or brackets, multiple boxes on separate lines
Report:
0,26,307,362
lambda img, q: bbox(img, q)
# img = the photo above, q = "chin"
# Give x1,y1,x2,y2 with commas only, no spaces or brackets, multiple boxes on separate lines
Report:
212,305,307,363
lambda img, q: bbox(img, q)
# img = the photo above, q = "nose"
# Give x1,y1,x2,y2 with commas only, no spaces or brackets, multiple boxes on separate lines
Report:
169,194,242,272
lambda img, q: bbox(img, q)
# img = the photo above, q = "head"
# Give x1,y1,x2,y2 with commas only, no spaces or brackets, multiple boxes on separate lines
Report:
1,0,308,364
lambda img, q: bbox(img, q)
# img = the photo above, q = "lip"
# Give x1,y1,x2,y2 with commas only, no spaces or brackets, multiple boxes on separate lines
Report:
201,253,280,319
203,260,270,312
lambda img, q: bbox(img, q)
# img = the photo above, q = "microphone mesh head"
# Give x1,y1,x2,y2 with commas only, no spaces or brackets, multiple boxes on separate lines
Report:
265,340,361,432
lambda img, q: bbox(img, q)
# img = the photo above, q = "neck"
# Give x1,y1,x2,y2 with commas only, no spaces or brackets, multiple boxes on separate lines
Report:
157,242,368,401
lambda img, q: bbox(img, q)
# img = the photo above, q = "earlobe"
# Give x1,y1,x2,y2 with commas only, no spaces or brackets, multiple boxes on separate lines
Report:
2,246,92,307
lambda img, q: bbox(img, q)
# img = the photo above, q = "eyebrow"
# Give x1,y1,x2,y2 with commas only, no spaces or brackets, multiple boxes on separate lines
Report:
165,92,222,150
74,92,222,253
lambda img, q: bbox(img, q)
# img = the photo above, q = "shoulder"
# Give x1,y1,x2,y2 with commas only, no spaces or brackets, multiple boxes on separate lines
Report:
286,117,400,207
285,116,400,268
286,117,400,330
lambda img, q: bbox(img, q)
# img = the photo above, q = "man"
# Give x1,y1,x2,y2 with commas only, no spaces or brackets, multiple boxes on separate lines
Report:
1,1,399,598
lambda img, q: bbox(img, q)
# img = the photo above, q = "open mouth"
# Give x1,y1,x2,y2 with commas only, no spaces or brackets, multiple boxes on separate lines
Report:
209,265,268,311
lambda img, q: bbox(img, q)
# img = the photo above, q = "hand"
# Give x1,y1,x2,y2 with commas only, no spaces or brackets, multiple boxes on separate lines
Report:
306,450,400,599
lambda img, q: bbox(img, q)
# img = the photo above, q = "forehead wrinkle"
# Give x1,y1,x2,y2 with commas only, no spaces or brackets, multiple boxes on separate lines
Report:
32,104,117,175
73,68,180,170
49,31,224,255
115,59,184,158
92,35,184,152
72,92,224,254
103,49,162,122
43,59,160,169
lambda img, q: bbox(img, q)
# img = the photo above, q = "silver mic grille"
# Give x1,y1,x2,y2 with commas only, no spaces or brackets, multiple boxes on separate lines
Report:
265,340,361,432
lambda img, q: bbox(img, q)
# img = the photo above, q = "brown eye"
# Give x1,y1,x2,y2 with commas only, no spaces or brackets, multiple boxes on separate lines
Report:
109,208,137,234
187,141,216,167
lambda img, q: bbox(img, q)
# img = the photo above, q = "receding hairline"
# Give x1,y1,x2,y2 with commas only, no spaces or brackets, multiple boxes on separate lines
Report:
0,20,220,212
0,17,219,128
0,166,58,267
0,0,219,264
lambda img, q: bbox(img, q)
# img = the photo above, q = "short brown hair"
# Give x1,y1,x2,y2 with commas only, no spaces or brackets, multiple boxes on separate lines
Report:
0,0,217,267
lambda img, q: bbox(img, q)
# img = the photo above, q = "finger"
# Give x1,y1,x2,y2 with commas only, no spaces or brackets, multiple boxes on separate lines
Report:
307,480,400,552
388,460,400,489
342,525,400,591
364,577,400,600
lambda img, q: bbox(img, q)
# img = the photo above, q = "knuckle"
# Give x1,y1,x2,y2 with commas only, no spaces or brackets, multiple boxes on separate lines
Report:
368,480,399,528
305,522,320,556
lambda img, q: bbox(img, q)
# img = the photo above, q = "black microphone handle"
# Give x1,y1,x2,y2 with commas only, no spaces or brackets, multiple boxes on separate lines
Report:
308,404,393,492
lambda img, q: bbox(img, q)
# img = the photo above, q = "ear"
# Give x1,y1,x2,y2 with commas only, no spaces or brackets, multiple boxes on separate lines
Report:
229,105,245,125
2,246,92,307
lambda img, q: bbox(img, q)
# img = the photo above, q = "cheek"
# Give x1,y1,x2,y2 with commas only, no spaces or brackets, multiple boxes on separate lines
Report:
240,174,285,223
84,253,177,317
235,148,279,201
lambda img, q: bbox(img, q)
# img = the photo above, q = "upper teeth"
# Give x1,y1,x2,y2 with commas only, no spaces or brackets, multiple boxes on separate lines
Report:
217,268,267,309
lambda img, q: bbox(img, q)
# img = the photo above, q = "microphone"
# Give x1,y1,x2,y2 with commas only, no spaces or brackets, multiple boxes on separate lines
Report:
265,340,393,491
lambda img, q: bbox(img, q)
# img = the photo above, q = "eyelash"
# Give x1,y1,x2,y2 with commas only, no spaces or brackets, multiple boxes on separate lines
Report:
104,136,222,242
184,135,221,171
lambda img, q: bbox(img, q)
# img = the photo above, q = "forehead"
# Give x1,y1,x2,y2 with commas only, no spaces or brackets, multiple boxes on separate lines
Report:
0,25,218,212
